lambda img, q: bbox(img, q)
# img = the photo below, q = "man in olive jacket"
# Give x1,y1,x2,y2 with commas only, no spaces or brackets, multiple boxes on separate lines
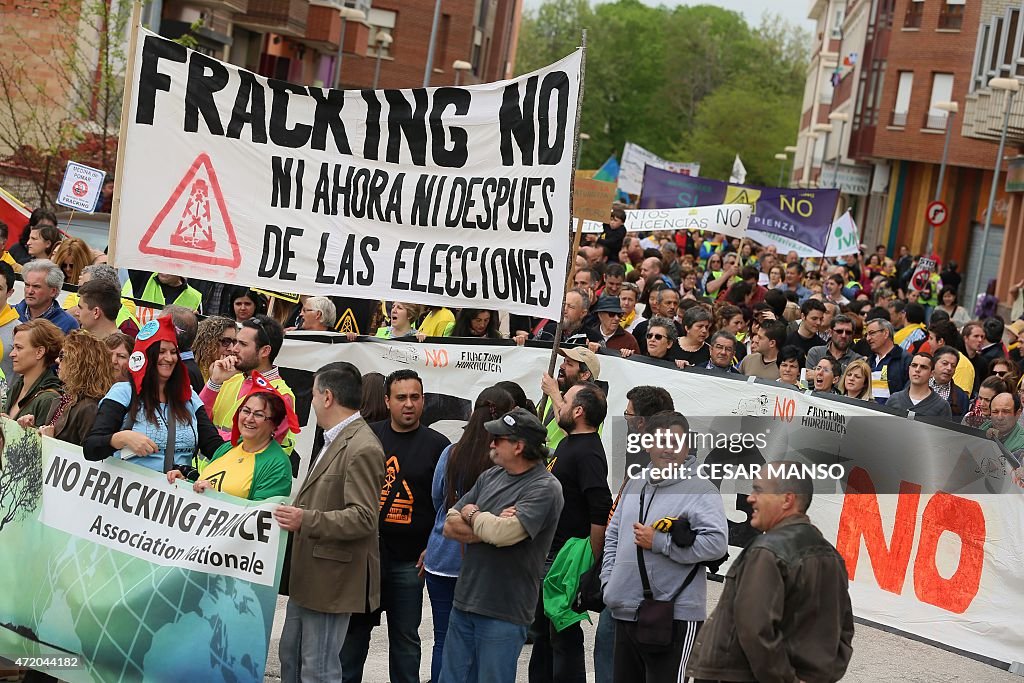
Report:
274,362,386,683
687,463,854,683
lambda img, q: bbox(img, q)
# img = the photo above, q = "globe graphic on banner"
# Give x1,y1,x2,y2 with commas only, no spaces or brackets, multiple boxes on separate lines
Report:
30,538,268,682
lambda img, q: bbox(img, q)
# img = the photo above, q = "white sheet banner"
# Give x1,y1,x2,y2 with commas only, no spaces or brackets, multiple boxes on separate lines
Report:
747,209,860,258
624,204,751,238
277,337,1023,668
39,438,283,586
112,29,582,319
618,141,699,196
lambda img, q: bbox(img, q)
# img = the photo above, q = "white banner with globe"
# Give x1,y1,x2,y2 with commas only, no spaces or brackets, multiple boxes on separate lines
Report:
0,421,287,682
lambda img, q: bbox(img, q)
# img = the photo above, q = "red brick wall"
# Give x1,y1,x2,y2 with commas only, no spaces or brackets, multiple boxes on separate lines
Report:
873,0,999,169
339,0,479,89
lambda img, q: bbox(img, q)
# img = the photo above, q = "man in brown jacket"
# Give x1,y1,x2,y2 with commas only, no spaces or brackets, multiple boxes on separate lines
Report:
274,361,386,683
687,463,854,683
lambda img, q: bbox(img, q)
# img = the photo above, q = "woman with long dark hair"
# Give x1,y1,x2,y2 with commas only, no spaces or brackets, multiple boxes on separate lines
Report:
447,308,502,338
359,371,388,423
423,385,515,683
84,316,222,474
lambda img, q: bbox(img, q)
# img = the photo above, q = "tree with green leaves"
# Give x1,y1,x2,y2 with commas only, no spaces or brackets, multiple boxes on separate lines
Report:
516,1,809,182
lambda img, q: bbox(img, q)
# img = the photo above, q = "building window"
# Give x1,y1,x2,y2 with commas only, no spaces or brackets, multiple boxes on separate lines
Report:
831,8,845,39
892,71,913,126
904,0,924,29
367,8,396,57
939,0,965,30
925,73,954,128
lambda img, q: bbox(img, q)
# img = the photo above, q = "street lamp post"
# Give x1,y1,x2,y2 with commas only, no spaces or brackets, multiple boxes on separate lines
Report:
452,59,472,86
926,101,958,256
812,123,833,187
373,31,392,89
578,132,590,164
331,7,366,89
784,145,798,187
423,0,443,86
970,78,1020,303
775,152,788,186
827,111,850,190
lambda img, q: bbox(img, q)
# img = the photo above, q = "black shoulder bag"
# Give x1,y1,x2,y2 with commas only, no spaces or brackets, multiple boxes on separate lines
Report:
634,484,701,649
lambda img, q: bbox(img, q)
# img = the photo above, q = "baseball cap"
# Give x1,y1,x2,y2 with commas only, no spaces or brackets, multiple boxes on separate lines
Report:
559,346,601,379
484,407,547,447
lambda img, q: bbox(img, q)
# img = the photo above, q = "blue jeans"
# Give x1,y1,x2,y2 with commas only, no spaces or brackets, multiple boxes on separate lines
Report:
279,600,351,683
426,572,458,683
594,608,614,683
438,608,527,683
340,559,424,683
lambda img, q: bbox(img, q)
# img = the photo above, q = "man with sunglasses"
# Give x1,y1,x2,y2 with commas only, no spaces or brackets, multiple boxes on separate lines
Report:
806,314,862,374
202,314,297,453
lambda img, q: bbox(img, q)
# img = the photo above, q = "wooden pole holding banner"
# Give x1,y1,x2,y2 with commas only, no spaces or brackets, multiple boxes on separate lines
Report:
106,0,144,264
536,30,587,421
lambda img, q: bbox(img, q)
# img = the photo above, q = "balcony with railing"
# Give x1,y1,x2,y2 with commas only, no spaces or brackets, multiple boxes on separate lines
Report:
235,0,309,38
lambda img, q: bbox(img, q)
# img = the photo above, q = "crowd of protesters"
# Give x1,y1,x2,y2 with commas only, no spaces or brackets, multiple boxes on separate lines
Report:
5,196,1023,683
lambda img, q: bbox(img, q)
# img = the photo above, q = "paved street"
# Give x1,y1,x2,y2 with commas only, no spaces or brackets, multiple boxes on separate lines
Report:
262,580,1018,682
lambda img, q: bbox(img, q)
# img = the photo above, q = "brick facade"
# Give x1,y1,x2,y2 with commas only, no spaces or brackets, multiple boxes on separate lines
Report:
872,0,998,169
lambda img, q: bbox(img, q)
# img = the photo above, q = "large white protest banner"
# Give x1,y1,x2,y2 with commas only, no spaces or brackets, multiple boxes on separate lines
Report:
111,29,582,319
624,204,751,239
276,337,1024,670
618,141,699,196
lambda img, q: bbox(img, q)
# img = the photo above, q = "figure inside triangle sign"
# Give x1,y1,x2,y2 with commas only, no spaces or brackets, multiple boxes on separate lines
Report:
139,153,242,268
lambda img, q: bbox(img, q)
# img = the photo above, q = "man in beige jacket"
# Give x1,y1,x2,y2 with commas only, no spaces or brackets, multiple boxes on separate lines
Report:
274,361,386,682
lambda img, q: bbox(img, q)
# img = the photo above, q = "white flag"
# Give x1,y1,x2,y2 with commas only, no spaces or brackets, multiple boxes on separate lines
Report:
729,154,747,184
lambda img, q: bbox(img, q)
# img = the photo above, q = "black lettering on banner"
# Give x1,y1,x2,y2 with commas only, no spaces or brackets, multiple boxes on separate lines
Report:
479,178,497,230
537,71,569,165
428,244,446,295
463,177,483,230
332,165,350,216
184,53,228,135
429,87,471,168
490,249,509,299
409,242,427,292
539,178,555,232
392,241,413,291
309,88,353,154
312,164,331,215
385,89,429,166
446,178,468,228
386,173,404,223
539,252,553,306
315,233,333,284
480,247,490,299
362,90,382,161
335,234,357,285
226,71,267,143
431,176,447,226
259,225,283,277
279,226,302,281
358,236,378,285
411,175,438,226
462,246,477,298
136,36,185,125
445,245,462,296
271,156,303,209
499,76,537,166
268,80,313,148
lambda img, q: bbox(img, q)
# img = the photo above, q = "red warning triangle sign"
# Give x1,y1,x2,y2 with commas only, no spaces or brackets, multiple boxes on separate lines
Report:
139,153,241,267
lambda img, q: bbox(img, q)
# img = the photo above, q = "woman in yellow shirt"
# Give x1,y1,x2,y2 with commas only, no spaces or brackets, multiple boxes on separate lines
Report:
167,372,298,501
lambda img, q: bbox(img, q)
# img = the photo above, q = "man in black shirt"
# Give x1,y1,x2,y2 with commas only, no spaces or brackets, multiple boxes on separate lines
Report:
529,383,612,683
784,298,827,358
340,369,450,683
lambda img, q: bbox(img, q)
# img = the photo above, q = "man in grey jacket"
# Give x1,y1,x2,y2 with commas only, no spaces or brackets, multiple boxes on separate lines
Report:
601,411,728,682
884,352,952,419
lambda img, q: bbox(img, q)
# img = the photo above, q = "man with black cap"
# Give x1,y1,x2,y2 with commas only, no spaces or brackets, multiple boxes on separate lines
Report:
587,295,639,353
440,408,565,683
